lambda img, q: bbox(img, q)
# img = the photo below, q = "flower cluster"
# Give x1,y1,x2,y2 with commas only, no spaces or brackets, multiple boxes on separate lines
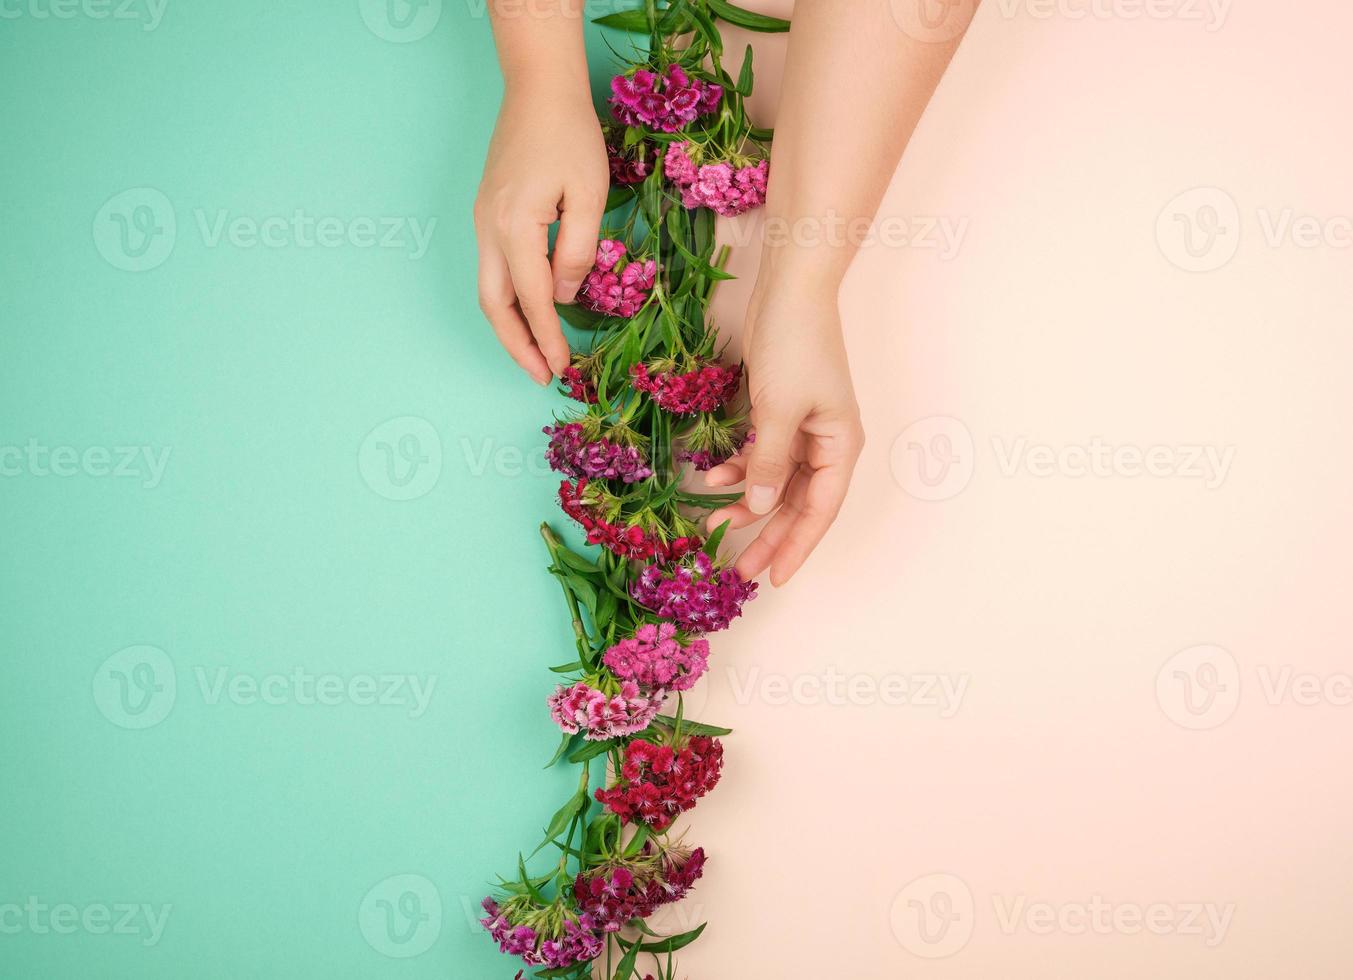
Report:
480,898,604,970
603,623,710,692
665,142,769,217
611,65,722,133
595,735,724,830
485,5,783,972
631,359,743,415
632,552,758,634
579,240,657,318
547,680,660,741
572,845,707,932
544,422,652,484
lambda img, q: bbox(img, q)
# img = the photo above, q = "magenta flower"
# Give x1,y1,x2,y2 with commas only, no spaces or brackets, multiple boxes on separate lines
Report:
603,623,710,693
544,422,652,484
631,360,742,415
611,65,723,133
579,240,656,318
548,680,661,741
631,552,757,634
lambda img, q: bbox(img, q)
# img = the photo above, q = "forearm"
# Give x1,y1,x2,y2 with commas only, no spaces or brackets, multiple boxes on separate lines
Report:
487,0,590,93
761,0,972,289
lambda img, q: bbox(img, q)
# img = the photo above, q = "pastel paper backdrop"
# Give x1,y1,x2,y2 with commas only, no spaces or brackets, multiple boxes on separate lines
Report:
4,1,1353,978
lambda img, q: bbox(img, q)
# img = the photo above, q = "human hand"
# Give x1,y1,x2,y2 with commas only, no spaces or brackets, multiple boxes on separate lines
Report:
475,74,608,384
705,282,865,586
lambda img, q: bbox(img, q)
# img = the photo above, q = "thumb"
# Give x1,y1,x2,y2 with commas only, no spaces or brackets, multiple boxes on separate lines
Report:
743,411,801,515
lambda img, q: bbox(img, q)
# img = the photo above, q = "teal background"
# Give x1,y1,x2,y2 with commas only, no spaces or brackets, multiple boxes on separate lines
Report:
0,4,624,976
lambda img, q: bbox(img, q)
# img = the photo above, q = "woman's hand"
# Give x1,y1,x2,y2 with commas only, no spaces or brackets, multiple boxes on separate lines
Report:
475,74,608,385
705,281,865,586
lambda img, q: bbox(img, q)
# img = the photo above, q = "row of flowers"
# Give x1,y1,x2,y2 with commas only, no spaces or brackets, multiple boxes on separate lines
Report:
481,4,785,976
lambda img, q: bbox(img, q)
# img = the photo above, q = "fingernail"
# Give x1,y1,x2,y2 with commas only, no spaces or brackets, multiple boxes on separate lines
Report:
747,484,777,515
554,281,580,303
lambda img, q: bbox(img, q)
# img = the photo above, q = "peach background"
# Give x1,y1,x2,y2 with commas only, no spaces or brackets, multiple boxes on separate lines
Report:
657,1,1353,977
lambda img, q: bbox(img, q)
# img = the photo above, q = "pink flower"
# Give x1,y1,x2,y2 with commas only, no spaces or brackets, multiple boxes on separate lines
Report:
548,681,660,741
665,144,769,217
579,240,656,319
603,623,710,692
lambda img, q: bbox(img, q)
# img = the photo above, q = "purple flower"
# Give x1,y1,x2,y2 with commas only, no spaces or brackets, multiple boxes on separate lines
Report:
630,552,757,634
544,422,652,484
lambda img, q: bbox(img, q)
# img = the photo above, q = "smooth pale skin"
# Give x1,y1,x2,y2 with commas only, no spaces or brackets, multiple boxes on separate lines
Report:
477,0,973,582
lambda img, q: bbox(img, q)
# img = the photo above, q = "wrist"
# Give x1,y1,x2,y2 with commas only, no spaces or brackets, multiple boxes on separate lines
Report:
754,241,849,299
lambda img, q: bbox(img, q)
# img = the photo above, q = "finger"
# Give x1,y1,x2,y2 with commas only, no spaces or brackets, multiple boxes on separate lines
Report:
551,187,606,304
742,411,803,515
735,472,807,578
478,238,551,385
703,458,747,487
504,222,572,378
768,460,857,586
704,502,766,533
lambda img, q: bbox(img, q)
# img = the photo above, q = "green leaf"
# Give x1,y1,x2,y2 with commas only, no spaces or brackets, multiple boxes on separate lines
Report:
556,548,601,575
544,731,577,768
619,922,708,954
656,714,732,736
568,739,613,763
702,518,731,557
592,9,650,31
530,787,587,857
736,44,754,96
685,1,723,60
557,302,604,331
707,0,790,31
749,125,775,142
549,660,584,674
656,0,692,33
611,936,642,979
665,209,736,281
606,186,637,213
